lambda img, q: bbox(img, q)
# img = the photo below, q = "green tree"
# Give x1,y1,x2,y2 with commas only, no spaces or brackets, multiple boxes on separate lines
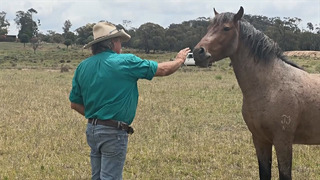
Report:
0,11,10,35
265,17,300,51
136,23,165,53
15,8,40,43
244,14,272,32
75,23,94,45
37,32,51,43
64,39,72,49
52,33,64,44
164,36,177,51
20,33,30,47
62,20,76,44
30,37,40,54
122,20,132,29
299,32,320,50
307,22,314,31
152,36,162,52
164,19,209,51
64,31,76,42
63,20,72,34
45,30,57,43
124,28,137,48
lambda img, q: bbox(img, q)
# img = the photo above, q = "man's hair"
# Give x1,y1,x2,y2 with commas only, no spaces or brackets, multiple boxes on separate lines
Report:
91,38,114,55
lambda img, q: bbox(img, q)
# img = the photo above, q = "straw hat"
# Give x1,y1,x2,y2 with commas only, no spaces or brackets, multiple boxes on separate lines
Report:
83,22,131,49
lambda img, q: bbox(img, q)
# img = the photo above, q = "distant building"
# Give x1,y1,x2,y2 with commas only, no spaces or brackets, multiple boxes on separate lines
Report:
0,35,17,42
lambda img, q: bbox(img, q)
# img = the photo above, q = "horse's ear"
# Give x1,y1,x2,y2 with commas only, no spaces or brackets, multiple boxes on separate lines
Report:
233,6,244,22
213,8,219,16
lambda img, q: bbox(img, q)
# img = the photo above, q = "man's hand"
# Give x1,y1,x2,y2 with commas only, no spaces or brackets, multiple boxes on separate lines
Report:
175,47,191,64
155,47,191,76
71,102,85,116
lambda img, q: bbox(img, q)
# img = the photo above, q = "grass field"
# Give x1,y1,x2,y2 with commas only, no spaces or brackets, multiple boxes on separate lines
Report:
0,42,320,179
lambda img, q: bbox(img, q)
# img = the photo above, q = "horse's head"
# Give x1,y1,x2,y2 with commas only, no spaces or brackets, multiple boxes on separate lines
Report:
193,7,244,67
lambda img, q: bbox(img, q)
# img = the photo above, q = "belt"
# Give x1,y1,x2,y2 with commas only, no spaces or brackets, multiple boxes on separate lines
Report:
88,119,134,134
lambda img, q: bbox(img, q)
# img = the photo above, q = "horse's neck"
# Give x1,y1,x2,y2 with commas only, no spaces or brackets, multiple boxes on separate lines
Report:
229,46,281,97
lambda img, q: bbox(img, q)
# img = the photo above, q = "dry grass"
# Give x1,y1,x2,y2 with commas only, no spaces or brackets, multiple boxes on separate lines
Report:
0,70,89,179
1,62,320,179
0,43,320,179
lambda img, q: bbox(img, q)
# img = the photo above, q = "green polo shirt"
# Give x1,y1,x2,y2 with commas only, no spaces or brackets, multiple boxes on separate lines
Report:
69,50,158,125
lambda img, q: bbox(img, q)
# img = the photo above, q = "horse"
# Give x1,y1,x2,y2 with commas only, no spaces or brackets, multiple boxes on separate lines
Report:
193,6,320,180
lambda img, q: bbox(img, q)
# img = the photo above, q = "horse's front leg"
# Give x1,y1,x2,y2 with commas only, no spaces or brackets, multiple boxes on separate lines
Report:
253,136,272,180
274,139,293,180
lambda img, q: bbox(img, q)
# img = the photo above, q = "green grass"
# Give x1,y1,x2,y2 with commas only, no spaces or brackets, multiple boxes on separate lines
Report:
0,42,176,70
0,42,90,69
0,42,320,179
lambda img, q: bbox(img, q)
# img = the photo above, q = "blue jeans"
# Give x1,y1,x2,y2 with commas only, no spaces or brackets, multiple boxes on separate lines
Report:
86,123,128,180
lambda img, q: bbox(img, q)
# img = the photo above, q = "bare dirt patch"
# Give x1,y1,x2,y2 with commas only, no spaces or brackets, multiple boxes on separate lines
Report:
284,51,320,58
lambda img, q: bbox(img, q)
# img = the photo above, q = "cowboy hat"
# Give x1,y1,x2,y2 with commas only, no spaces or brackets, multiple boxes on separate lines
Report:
83,22,131,49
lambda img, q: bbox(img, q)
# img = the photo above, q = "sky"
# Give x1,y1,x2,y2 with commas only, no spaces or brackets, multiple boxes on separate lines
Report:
1,0,320,35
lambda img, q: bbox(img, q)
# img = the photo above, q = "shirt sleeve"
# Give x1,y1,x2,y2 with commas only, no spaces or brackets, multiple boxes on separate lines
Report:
69,68,84,104
125,55,158,80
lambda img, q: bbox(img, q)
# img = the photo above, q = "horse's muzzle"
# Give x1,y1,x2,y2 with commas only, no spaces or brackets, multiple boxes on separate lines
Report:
193,47,212,67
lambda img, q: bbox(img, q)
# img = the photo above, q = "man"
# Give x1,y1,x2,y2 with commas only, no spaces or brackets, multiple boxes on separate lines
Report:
69,22,190,180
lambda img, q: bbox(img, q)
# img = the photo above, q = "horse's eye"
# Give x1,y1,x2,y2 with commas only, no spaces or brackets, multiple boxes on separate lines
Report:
224,27,231,31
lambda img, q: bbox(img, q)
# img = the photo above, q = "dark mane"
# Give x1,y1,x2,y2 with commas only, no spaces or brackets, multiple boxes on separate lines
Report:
214,13,301,69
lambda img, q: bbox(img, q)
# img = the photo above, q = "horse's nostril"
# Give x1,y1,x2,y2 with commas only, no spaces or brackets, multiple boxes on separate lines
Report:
199,47,205,54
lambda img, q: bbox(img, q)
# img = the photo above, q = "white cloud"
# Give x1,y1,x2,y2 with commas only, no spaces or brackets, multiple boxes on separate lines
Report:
2,0,320,35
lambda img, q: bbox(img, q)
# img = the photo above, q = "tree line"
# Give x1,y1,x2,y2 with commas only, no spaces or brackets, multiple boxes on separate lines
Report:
0,9,319,53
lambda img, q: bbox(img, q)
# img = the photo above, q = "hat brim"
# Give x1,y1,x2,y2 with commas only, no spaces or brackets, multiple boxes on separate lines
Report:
83,30,131,49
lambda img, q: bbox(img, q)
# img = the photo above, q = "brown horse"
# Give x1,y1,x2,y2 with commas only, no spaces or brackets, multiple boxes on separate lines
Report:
193,6,320,180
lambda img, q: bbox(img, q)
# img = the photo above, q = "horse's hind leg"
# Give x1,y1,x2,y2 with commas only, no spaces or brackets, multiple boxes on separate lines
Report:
253,136,272,180
274,140,292,180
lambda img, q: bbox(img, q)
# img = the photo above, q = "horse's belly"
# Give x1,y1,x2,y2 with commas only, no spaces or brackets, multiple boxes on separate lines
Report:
294,101,320,144
294,121,320,145
293,136,320,145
